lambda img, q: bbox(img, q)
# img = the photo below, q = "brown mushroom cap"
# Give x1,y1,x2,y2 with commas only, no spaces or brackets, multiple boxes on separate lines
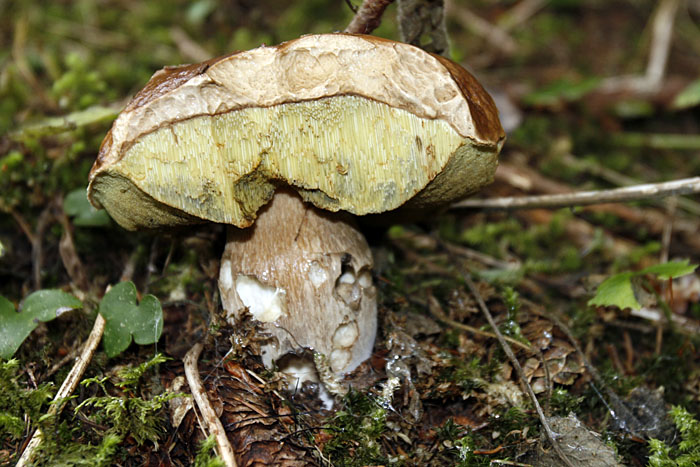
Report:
87,33,504,231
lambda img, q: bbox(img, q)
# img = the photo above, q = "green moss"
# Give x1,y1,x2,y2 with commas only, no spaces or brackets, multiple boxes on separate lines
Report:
194,435,226,467
549,387,585,415
322,389,389,466
75,353,176,446
0,359,55,440
648,406,700,467
24,353,179,466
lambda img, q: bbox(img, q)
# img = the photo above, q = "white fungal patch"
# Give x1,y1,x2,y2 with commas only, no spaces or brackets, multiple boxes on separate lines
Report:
307,260,328,288
337,270,355,284
219,259,233,292
329,348,351,372
332,321,359,348
234,275,286,322
358,269,372,288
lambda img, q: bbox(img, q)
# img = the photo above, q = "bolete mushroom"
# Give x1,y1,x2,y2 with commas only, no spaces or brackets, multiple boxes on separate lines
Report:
87,33,504,391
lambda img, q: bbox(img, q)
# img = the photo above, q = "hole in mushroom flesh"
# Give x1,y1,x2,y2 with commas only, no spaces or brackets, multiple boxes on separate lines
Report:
234,275,287,323
276,354,335,410
334,259,371,310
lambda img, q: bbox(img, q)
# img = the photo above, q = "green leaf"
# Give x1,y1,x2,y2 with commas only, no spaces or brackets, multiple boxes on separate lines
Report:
64,188,111,227
588,272,639,310
99,282,163,357
640,260,698,280
589,261,698,311
672,78,700,110
0,291,82,359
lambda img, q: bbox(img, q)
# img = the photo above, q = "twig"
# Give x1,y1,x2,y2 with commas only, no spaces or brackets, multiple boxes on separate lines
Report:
460,272,575,467
660,197,676,264
559,153,700,216
497,0,547,31
630,306,700,335
9,208,35,244
344,0,395,34
611,132,700,150
645,0,679,85
170,26,211,62
32,202,54,289
599,0,680,94
444,0,517,55
452,177,700,211
184,342,238,467
482,162,700,250
57,207,89,293
16,314,107,467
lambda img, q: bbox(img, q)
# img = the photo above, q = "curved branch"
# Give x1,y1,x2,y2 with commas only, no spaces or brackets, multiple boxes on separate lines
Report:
345,0,395,34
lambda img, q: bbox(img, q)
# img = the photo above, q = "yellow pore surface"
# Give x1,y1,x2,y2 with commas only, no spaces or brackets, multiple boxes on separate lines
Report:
108,95,468,228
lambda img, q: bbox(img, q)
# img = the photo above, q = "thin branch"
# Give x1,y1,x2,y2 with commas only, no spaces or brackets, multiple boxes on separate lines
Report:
170,27,211,62
32,202,54,289
452,177,700,211
444,0,517,55
460,272,575,467
559,153,700,216
184,342,238,467
497,0,548,32
344,0,395,34
16,314,107,467
598,0,680,94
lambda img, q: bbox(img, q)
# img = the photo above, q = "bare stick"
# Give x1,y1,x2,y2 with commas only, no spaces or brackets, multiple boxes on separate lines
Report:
184,342,238,467
345,0,395,34
445,0,517,55
497,0,547,32
559,153,700,216
460,272,575,467
452,177,700,211
599,0,680,94
16,314,107,467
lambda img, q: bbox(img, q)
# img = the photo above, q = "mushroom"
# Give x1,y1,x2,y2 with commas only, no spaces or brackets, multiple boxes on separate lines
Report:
87,33,504,392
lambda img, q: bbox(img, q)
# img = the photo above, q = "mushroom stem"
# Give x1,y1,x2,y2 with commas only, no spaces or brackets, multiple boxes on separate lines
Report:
218,189,377,385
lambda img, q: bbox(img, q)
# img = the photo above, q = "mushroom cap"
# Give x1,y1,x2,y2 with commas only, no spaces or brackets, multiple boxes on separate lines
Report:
88,33,504,230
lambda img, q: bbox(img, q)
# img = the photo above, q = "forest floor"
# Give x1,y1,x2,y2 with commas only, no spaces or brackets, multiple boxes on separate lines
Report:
1,1,700,465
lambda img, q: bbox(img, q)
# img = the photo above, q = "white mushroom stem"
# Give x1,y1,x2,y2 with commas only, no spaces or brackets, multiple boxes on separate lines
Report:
218,189,377,386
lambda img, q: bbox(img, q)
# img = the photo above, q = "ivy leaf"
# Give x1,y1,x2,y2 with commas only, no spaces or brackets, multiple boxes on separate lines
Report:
588,272,639,310
99,282,163,357
64,188,111,227
589,261,698,311
0,291,82,359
